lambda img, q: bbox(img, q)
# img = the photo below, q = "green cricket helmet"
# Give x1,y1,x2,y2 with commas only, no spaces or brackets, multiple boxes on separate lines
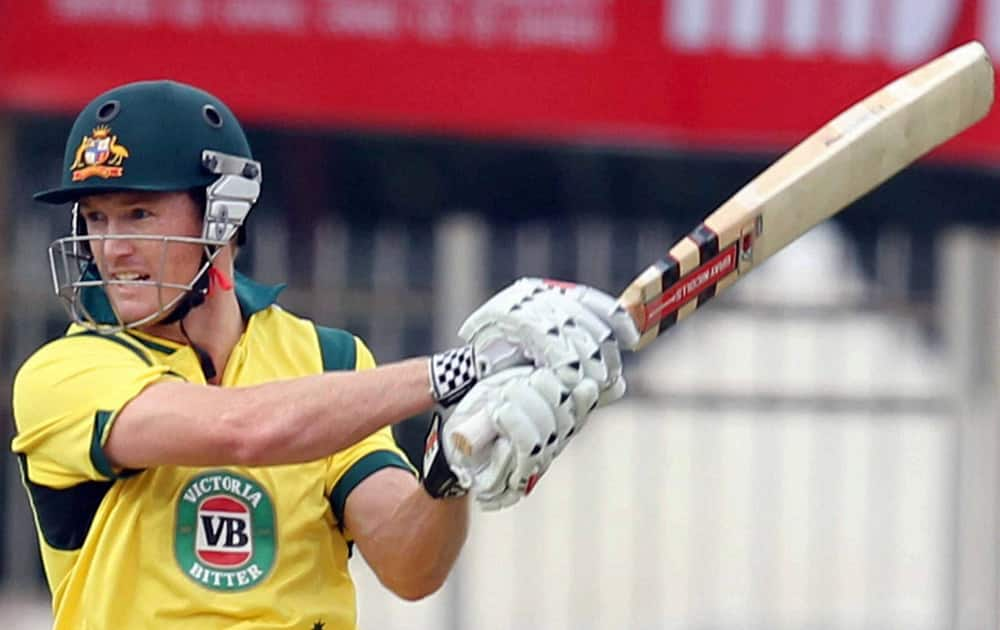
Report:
38,80,262,333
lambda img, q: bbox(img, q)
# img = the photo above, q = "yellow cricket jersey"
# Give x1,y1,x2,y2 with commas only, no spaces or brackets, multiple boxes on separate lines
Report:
10,273,415,630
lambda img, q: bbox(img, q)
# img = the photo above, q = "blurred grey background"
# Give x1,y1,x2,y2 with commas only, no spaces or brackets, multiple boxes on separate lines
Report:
2,2,1000,629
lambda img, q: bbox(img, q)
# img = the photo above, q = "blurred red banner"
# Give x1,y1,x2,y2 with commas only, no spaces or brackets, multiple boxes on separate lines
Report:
2,0,999,160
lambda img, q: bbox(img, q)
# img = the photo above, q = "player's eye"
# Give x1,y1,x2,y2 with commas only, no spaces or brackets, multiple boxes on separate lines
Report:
82,211,106,224
130,208,153,220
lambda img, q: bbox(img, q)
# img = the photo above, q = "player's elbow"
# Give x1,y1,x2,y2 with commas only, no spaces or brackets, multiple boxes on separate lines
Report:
394,582,444,602
382,572,449,601
368,550,453,601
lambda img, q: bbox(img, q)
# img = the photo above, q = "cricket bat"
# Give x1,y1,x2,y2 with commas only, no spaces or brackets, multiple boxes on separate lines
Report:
451,40,995,457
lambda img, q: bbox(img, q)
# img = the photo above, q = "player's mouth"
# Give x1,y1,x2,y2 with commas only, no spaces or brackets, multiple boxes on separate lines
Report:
110,272,151,282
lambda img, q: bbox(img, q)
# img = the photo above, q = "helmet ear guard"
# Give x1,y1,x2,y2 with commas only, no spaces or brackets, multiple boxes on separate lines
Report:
70,202,90,256
201,149,262,244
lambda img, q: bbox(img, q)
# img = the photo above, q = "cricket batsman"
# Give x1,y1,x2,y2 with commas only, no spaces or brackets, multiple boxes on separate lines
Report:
10,80,638,629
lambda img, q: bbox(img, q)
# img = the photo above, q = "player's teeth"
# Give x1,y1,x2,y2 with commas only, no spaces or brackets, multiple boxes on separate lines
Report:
115,272,144,280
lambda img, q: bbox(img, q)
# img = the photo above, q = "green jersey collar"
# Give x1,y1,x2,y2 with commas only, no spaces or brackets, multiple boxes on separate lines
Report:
234,271,286,317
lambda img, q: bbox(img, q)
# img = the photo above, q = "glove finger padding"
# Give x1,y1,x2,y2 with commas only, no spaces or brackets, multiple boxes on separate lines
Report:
516,369,570,480
568,377,600,433
539,285,631,408
477,455,526,512
438,364,585,511
467,434,514,500
597,376,627,408
475,383,594,511
475,372,589,510
528,369,575,468
495,381,557,491
560,322,609,385
560,282,641,351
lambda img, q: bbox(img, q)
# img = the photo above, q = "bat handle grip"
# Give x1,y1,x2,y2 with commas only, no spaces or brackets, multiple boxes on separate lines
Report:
450,416,499,458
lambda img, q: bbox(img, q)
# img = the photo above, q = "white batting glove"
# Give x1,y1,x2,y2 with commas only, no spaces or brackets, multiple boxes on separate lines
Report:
459,278,639,412
422,278,638,500
423,343,534,498
442,366,598,511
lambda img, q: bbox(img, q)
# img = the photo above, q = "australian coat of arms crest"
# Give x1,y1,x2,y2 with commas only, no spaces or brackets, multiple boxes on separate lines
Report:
70,125,130,182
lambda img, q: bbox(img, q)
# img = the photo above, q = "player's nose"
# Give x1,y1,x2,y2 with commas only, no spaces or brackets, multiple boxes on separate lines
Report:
100,233,137,260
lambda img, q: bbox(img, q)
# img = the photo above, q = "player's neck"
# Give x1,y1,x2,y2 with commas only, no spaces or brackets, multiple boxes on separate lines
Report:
140,287,243,383
177,287,244,384
137,255,245,383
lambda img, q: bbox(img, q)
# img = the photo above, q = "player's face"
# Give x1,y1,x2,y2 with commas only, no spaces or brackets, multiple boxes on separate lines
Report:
78,191,203,325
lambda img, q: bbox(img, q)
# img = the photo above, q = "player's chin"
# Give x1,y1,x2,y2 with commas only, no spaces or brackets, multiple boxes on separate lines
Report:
109,287,182,325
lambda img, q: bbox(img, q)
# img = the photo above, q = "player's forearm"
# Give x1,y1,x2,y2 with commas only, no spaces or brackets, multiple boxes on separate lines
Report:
357,488,469,601
107,358,435,468
226,357,434,466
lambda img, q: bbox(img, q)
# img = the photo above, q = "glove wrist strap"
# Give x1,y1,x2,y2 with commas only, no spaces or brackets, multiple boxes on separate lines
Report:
421,412,469,499
429,346,478,407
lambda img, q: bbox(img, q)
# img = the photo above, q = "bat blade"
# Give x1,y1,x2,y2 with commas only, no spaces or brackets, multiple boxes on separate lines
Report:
622,40,994,349
451,41,994,459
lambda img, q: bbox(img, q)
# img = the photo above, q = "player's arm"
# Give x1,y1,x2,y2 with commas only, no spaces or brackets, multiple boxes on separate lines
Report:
340,367,579,600
104,357,435,469
106,278,636,471
344,469,468,601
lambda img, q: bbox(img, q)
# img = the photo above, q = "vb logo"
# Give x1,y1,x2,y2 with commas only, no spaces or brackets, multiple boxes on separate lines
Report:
196,496,253,567
175,471,276,591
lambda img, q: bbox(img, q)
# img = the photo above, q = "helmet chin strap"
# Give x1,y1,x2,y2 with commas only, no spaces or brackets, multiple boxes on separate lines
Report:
180,318,218,381
158,259,212,326
158,249,223,381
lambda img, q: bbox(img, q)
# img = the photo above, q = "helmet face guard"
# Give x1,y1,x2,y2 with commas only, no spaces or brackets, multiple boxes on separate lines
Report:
35,80,262,333
47,149,262,333
49,234,220,333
